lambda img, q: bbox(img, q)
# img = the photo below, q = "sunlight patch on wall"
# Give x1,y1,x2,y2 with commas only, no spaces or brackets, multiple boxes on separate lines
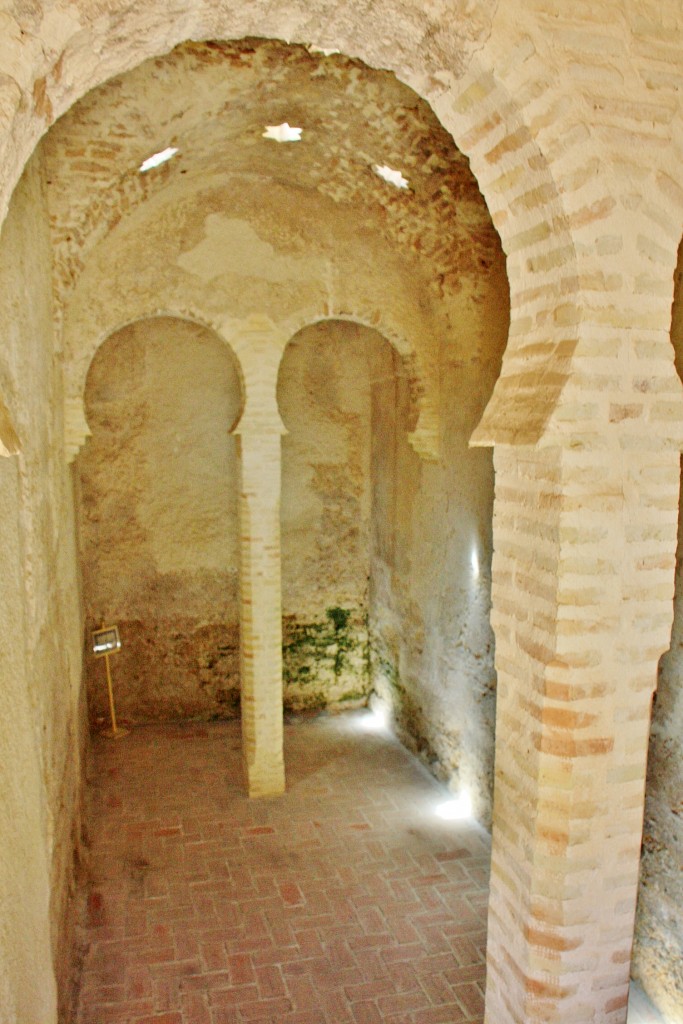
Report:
435,790,473,821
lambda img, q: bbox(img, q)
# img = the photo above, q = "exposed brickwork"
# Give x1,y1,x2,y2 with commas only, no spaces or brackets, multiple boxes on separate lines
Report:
233,320,288,797
42,41,496,321
484,442,680,1023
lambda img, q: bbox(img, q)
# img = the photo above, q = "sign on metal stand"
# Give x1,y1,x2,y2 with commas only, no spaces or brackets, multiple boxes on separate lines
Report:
92,625,128,738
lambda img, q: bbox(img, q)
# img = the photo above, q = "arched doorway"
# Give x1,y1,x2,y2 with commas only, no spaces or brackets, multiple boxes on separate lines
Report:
633,235,683,1021
76,315,244,724
0,9,610,1024
277,310,508,824
278,320,415,714
50,37,509,802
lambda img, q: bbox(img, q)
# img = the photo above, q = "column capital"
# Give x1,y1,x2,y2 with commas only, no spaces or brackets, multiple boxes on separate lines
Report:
234,412,287,437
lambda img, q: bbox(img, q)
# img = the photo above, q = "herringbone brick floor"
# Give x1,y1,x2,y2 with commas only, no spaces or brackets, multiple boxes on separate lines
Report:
74,711,491,1024
74,710,662,1023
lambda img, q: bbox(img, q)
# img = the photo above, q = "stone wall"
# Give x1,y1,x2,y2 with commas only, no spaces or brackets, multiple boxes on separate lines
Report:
0,152,84,1023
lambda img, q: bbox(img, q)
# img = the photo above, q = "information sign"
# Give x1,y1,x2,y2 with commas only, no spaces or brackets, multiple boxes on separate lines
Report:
92,626,121,658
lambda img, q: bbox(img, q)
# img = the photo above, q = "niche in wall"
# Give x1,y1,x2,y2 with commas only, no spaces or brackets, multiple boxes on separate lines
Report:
277,319,410,712
76,316,242,724
275,293,508,830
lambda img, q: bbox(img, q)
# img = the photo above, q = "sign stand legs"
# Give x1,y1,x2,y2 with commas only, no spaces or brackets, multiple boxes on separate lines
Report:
103,651,128,739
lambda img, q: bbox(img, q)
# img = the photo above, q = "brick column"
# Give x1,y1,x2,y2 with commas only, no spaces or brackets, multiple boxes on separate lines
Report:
236,426,285,797
232,317,287,798
484,442,679,1024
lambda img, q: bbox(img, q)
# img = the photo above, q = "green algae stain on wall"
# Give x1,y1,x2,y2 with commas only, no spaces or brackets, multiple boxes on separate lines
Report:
282,606,372,710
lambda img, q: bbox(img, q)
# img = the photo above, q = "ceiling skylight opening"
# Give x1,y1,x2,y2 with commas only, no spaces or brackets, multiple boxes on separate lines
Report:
307,45,340,56
374,164,410,190
263,122,303,143
139,146,179,173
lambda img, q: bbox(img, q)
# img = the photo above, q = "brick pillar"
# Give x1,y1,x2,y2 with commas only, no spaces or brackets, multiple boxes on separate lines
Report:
484,442,679,1024
232,317,287,798
236,426,285,797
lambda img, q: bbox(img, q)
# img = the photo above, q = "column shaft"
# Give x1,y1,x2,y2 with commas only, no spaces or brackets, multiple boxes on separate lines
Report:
484,443,679,1024
238,429,285,797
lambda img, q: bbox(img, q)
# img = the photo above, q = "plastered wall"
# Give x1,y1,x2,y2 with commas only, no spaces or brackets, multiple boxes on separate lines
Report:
77,289,509,822
0,153,83,1023
370,265,509,825
280,321,382,711
80,316,390,722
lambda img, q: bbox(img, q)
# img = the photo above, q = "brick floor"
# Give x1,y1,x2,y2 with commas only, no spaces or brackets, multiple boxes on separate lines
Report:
73,710,656,1024
74,711,490,1024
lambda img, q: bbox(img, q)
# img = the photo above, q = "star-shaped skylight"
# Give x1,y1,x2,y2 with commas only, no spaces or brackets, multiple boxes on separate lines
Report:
262,123,303,143
139,146,179,173
374,164,410,189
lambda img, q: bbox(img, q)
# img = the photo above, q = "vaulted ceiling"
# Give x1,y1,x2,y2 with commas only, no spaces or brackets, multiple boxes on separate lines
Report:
43,38,504,320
